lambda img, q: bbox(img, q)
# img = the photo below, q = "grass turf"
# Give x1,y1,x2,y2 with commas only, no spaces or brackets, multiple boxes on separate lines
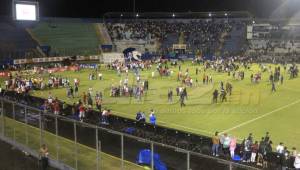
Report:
5,62,300,149
0,116,145,170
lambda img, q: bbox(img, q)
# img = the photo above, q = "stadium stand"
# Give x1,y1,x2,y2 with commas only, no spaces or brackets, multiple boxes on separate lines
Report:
246,22,300,62
222,20,248,55
105,19,249,56
29,20,101,56
0,22,40,62
94,23,113,45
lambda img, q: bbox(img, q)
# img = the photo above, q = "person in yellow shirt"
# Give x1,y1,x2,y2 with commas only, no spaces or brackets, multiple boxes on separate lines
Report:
212,131,220,156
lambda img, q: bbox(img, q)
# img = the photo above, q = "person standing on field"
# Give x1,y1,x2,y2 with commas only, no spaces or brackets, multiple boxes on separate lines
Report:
272,81,276,92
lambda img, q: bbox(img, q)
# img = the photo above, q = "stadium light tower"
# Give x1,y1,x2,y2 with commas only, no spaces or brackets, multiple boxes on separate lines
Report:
12,0,40,21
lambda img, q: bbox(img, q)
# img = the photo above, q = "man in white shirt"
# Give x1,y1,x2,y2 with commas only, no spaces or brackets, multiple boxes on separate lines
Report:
98,73,103,80
294,154,300,170
276,142,284,154
5,80,9,89
151,71,155,78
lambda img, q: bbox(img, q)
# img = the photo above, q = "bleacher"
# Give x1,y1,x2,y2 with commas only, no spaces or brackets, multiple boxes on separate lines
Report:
0,22,39,62
222,21,247,55
30,21,101,56
248,24,300,50
106,19,235,55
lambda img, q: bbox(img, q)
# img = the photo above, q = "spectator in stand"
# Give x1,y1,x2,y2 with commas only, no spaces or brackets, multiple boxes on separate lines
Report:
222,133,231,157
265,140,273,168
101,108,110,125
39,144,49,170
242,137,252,162
41,100,49,113
295,154,300,170
95,98,102,112
291,147,298,168
136,111,146,122
47,92,53,104
276,142,285,156
107,20,232,53
149,110,156,125
79,104,85,122
211,131,220,157
280,147,289,170
247,133,253,142
53,101,60,115
71,103,76,116
250,141,259,163
229,136,237,159
62,102,67,115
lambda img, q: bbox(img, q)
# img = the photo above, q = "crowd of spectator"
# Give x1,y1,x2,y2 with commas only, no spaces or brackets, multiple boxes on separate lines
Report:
107,20,233,52
212,131,300,169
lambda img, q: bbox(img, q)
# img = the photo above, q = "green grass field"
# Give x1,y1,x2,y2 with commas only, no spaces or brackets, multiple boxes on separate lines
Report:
0,117,144,170
6,62,300,150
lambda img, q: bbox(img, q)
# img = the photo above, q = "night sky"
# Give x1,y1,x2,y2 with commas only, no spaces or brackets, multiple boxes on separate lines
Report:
0,0,300,18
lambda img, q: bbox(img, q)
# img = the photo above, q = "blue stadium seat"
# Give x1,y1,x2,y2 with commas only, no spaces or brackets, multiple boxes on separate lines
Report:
124,127,136,134
137,149,167,170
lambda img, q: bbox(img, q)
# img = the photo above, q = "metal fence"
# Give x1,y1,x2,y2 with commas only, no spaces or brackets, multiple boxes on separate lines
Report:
0,97,260,170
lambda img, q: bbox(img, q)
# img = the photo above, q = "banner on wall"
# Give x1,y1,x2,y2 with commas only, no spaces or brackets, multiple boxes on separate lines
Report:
0,71,11,77
14,56,101,65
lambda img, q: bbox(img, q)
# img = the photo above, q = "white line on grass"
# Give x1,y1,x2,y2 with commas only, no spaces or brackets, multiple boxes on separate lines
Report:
221,98,300,134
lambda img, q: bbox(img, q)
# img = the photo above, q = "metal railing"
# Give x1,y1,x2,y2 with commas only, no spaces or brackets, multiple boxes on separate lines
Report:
0,97,260,170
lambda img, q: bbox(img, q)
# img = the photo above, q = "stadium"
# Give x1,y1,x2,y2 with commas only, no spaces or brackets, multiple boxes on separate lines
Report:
0,0,300,170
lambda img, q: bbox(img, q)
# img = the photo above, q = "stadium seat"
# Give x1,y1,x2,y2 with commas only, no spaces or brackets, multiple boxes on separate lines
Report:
137,149,167,170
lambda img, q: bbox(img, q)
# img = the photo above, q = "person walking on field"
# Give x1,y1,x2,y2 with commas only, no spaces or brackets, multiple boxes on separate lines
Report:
168,88,173,103
180,91,185,107
212,89,218,103
280,75,284,85
271,81,276,92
